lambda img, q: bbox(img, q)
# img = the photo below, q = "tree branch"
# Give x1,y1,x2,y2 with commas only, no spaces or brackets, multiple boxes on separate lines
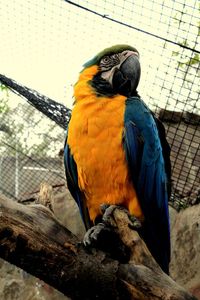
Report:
0,194,196,300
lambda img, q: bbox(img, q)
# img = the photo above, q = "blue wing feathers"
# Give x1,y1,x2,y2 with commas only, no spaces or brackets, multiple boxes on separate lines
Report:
124,121,144,185
63,140,91,230
124,97,170,273
63,144,81,209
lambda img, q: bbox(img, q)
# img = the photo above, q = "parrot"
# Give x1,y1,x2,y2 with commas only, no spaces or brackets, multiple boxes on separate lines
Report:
64,44,171,274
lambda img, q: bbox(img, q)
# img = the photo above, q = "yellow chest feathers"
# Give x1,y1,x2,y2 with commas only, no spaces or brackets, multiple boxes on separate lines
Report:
67,66,143,221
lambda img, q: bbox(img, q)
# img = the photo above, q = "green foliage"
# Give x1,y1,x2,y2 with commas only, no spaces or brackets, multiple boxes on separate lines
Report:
172,37,199,69
170,4,200,115
172,6,200,70
173,8,199,85
188,53,200,67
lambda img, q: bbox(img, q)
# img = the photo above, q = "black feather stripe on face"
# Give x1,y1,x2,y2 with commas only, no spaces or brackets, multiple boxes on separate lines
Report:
90,71,140,98
90,73,116,97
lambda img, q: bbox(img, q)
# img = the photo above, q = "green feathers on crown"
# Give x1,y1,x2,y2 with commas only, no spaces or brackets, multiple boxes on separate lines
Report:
83,44,138,69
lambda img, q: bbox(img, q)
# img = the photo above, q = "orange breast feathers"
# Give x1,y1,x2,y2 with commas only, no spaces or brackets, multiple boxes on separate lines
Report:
67,66,143,222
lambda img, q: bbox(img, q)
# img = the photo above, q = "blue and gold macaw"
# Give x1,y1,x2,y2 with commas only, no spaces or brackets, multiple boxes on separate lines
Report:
64,45,171,274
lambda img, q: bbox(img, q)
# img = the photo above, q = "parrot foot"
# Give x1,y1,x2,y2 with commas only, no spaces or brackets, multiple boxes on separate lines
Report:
101,204,142,230
83,223,106,247
83,221,130,262
83,204,142,262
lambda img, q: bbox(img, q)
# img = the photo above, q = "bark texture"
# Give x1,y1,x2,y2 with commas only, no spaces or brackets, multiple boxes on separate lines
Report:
0,195,197,300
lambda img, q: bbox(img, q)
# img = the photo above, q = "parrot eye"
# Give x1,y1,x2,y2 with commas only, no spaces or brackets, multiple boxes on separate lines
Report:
100,54,120,71
100,56,112,71
101,56,110,64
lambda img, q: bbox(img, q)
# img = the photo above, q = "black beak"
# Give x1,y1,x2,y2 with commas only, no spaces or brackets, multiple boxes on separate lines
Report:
112,55,141,96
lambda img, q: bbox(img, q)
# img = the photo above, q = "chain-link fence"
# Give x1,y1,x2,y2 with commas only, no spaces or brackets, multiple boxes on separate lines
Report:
0,94,66,201
0,0,199,209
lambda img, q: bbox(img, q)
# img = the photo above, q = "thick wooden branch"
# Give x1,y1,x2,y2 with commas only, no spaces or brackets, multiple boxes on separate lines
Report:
0,194,196,300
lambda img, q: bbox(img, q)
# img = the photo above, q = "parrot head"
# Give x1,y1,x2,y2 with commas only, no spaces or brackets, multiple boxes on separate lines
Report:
83,44,141,97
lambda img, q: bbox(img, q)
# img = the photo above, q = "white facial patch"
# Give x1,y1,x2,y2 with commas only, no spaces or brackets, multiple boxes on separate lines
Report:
100,50,139,86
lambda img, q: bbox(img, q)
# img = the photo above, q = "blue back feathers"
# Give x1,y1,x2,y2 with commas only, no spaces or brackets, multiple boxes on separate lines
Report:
124,97,170,274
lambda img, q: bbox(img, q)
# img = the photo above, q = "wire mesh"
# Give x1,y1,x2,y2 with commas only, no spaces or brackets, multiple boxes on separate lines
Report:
0,0,199,208
0,93,66,201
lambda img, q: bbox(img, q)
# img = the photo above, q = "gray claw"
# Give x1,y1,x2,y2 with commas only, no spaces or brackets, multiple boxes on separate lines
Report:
128,215,142,229
83,223,105,246
102,205,119,226
100,203,110,214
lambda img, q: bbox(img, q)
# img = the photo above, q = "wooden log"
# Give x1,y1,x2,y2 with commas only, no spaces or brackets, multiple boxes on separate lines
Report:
0,194,197,300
